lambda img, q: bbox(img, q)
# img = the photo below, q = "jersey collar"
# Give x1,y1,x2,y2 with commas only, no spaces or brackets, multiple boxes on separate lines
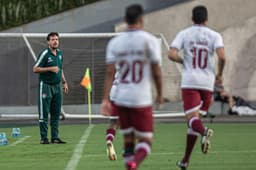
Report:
48,47,58,56
193,24,207,27
126,25,142,32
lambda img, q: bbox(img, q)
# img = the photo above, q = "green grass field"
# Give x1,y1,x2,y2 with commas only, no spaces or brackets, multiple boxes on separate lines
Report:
0,123,255,170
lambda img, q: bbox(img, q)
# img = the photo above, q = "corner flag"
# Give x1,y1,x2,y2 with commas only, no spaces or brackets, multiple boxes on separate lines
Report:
80,68,92,92
80,68,92,124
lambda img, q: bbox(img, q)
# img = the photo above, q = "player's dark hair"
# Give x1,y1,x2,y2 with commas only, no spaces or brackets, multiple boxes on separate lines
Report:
125,4,143,25
192,5,208,24
47,32,59,41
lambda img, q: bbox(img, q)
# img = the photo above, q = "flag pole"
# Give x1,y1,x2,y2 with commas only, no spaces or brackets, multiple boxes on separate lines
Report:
88,89,92,124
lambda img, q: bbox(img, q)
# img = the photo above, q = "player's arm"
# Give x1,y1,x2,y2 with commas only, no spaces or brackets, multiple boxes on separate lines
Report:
216,47,226,82
152,63,163,106
168,47,183,64
102,64,115,101
33,50,59,73
148,37,164,107
101,63,115,116
33,66,59,73
168,31,184,64
152,64,162,92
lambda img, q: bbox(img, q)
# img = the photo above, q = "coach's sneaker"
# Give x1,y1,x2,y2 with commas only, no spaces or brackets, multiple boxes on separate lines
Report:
106,141,117,160
176,161,188,170
40,138,50,144
127,161,137,170
51,138,66,144
201,128,214,154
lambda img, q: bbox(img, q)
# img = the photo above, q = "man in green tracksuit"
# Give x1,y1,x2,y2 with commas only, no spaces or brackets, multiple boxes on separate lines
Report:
33,32,68,144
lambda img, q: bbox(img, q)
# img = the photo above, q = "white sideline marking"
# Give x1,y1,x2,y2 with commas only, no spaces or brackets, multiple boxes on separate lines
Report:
10,136,31,146
65,124,94,170
82,150,256,158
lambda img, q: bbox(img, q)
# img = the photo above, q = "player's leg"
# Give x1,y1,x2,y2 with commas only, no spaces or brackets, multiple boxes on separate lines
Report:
124,133,136,170
116,104,136,169
106,118,119,143
184,89,205,136
50,84,65,143
177,128,198,169
38,81,51,144
199,90,214,154
106,117,119,160
105,101,119,160
127,106,153,170
177,89,202,169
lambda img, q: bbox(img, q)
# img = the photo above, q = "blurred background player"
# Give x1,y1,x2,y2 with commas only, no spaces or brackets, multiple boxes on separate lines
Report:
101,4,163,170
33,32,69,144
168,5,226,170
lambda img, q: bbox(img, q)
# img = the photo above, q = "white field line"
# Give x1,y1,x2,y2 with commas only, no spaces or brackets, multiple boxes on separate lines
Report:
83,150,256,158
65,124,94,170
10,136,31,146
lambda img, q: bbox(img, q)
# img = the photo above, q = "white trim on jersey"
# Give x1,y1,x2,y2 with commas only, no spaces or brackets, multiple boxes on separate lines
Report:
119,127,134,135
199,110,207,116
106,134,115,140
109,116,118,120
187,128,199,136
185,103,202,115
182,85,214,92
134,130,153,139
135,142,151,154
215,45,224,49
119,127,153,139
189,116,200,128
34,49,48,67
39,81,44,120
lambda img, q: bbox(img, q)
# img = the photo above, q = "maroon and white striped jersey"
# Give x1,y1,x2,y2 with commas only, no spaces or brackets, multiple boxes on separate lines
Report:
170,25,224,91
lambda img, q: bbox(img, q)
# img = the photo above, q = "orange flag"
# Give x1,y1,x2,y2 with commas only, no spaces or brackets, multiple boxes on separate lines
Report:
80,68,92,92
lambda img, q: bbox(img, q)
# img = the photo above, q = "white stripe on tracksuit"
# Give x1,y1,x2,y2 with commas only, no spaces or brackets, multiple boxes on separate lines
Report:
35,49,47,121
34,49,48,67
39,81,44,120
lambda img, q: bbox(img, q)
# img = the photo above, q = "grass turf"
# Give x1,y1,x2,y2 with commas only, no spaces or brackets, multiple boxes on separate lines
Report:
0,123,255,170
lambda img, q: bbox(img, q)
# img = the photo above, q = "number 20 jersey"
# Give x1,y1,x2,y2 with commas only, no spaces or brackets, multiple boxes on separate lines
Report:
106,30,161,107
170,25,224,91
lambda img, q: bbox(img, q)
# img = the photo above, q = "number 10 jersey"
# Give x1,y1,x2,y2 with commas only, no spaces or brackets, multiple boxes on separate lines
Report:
170,25,224,91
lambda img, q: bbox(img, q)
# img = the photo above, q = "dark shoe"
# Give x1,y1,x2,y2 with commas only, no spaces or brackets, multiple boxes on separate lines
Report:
51,138,66,144
176,161,188,170
40,138,50,144
228,108,238,115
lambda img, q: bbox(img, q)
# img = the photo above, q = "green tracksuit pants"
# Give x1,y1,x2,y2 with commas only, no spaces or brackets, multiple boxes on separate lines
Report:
38,81,62,140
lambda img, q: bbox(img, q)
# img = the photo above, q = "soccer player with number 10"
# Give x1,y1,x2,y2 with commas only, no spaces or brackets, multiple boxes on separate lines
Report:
168,5,226,170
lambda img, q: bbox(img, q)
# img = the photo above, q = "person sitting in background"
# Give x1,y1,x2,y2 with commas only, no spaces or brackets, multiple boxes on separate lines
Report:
214,78,256,115
213,78,234,114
